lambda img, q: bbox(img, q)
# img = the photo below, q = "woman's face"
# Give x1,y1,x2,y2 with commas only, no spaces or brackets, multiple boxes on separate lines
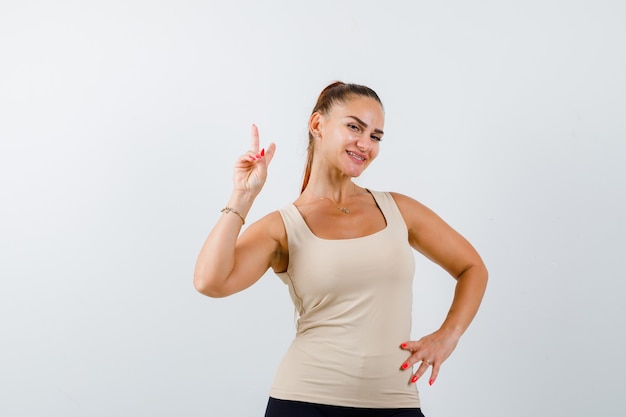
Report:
314,96,385,178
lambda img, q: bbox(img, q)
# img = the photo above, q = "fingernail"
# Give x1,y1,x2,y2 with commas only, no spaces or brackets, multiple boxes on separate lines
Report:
400,343,407,348
411,375,419,383
401,363,409,370
429,379,434,386
260,148,265,156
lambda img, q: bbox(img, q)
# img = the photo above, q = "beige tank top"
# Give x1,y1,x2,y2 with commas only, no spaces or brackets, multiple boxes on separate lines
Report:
270,190,420,408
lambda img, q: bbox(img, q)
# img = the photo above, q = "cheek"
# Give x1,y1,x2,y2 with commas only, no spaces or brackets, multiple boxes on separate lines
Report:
344,129,358,142
370,144,381,160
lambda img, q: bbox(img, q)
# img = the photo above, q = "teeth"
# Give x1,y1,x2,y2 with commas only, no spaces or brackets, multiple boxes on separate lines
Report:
348,151,365,161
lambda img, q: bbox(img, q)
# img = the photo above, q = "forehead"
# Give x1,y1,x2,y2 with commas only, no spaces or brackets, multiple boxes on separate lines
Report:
329,96,385,126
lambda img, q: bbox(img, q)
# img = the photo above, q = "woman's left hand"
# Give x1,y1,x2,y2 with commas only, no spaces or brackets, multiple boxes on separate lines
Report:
399,329,460,386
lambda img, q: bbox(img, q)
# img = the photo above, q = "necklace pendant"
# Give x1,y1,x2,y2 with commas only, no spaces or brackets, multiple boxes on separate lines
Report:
338,207,350,214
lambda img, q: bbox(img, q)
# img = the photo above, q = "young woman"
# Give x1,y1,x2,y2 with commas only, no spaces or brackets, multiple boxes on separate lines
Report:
194,82,488,417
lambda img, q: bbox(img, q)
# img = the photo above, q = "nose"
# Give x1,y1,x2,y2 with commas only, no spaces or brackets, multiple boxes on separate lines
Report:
356,138,370,152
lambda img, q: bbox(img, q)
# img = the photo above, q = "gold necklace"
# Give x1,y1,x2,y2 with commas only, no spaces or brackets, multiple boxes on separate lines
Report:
306,189,352,214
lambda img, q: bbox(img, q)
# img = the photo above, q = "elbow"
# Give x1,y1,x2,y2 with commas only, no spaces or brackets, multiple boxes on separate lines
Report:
474,263,489,292
193,272,229,298
480,262,489,282
456,262,488,286
472,262,489,283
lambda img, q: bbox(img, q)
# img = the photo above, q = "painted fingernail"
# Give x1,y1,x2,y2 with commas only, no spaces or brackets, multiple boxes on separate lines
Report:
401,363,409,370
411,375,419,383
400,343,407,348
429,379,434,386
260,148,265,156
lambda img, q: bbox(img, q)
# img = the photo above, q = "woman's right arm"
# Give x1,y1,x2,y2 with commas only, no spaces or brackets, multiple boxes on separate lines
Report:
193,125,280,298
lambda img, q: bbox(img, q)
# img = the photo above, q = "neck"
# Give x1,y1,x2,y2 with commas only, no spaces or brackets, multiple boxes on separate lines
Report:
303,180,358,204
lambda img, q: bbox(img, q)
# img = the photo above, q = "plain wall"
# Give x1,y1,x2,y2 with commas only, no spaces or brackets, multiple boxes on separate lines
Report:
1,1,625,416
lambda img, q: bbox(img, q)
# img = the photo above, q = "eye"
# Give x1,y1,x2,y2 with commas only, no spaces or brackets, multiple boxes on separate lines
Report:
371,135,382,142
347,123,360,131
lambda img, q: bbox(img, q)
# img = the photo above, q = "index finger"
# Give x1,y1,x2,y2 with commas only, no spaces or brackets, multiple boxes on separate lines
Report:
250,124,260,153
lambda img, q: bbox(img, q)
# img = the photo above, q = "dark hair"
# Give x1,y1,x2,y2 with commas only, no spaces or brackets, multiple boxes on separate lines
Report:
301,81,383,192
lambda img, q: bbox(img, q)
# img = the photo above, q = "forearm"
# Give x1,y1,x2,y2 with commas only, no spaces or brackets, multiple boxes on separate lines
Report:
193,191,256,294
438,264,488,340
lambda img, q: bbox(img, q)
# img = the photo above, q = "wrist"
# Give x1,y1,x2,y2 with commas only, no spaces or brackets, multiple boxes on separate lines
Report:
437,322,465,341
226,191,256,218
220,207,246,225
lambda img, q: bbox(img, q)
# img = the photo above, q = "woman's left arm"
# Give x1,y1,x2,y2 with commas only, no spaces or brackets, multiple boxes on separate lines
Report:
392,192,488,386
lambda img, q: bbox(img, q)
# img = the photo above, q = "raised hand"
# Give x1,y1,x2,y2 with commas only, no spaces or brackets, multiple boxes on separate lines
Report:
233,124,276,196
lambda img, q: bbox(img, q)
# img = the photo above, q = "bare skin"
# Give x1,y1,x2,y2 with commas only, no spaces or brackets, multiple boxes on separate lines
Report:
194,96,488,386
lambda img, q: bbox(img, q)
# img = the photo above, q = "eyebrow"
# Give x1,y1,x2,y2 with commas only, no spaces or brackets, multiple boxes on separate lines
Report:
347,115,384,135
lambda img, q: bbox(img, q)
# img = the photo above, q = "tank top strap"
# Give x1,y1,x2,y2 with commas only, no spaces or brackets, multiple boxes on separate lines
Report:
278,204,311,248
367,190,408,237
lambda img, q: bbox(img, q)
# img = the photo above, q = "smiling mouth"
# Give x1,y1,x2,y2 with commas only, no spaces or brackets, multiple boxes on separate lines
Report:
347,151,365,161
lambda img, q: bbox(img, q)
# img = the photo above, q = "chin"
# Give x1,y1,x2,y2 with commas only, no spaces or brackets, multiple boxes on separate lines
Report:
342,162,369,178
347,169,365,178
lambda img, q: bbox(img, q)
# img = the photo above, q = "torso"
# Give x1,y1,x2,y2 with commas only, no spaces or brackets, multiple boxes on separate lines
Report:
269,190,421,408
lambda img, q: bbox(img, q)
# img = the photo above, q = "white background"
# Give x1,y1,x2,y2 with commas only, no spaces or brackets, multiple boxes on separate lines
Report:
1,1,625,416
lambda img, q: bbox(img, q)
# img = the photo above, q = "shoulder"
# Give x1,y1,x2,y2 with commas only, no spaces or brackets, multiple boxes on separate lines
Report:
366,189,426,217
387,191,469,260
247,210,286,241
388,191,432,215
387,192,449,237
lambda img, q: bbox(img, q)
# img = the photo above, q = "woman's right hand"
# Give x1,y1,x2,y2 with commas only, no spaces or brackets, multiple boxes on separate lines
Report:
233,124,276,196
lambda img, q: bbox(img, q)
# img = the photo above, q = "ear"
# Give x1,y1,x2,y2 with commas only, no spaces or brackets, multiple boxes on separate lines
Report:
309,112,323,139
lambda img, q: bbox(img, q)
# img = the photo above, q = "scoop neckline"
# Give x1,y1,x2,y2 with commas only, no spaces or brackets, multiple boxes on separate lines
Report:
290,189,389,241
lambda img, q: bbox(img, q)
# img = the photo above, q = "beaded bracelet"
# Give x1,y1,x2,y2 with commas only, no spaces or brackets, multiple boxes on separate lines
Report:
221,207,245,225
